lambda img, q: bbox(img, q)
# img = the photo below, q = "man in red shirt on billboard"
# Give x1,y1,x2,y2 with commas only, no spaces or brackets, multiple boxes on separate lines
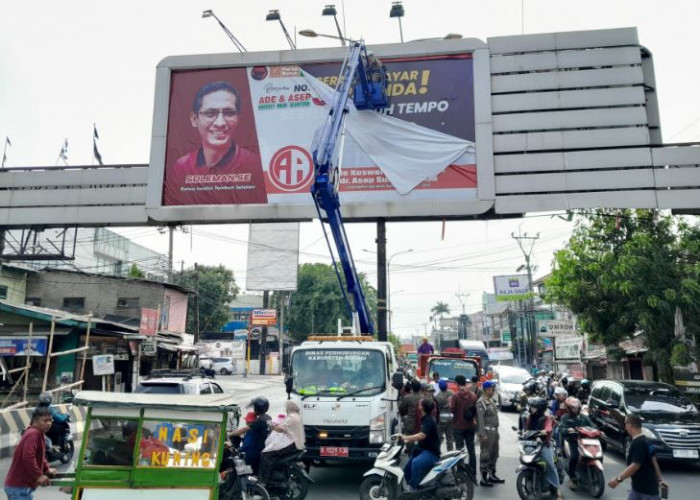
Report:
166,81,267,205
4,407,57,499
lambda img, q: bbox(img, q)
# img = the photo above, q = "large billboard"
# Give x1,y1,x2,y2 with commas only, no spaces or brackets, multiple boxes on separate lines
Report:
147,40,493,222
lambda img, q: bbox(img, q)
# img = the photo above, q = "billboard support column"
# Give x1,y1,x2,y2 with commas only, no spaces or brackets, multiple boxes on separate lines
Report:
259,291,269,375
376,219,387,341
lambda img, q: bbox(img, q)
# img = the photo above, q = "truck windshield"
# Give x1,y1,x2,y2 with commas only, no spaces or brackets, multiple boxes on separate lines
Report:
291,348,386,396
428,358,478,382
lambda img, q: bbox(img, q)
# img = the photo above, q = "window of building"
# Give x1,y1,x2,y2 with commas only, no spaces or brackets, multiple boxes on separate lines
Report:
63,297,85,310
25,297,41,307
117,297,140,308
0,285,7,299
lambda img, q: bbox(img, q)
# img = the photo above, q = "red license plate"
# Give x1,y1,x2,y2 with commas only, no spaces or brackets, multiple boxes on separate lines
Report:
320,446,349,457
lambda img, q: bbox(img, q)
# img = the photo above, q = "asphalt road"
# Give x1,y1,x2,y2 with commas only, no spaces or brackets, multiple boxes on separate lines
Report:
4,374,697,499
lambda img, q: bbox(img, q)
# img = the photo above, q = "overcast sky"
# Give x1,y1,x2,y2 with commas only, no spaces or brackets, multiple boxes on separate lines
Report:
2,1,699,338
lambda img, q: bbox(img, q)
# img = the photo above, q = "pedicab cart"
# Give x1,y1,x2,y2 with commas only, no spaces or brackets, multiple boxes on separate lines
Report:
55,390,241,500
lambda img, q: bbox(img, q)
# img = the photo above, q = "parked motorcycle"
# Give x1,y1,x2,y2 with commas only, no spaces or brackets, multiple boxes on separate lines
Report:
359,435,476,500
561,426,605,498
219,445,270,500
514,428,565,500
46,416,74,464
264,448,314,500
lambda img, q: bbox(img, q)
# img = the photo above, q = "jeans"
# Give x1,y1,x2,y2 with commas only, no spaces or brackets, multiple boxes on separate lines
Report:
453,428,476,474
403,449,438,489
4,486,35,500
540,445,560,489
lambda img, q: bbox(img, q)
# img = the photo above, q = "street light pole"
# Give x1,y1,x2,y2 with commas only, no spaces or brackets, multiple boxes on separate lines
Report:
387,248,414,336
201,10,247,52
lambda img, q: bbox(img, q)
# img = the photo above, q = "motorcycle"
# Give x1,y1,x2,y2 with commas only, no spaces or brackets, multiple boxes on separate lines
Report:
513,428,565,500
561,426,605,498
264,449,314,500
359,435,476,500
46,416,74,464
218,444,270,500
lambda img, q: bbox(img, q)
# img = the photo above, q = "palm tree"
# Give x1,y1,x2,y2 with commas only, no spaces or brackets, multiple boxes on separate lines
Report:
430,301,450,330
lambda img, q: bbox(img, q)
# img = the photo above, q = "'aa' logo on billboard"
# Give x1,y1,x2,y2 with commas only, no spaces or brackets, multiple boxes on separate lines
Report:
268,146,314,192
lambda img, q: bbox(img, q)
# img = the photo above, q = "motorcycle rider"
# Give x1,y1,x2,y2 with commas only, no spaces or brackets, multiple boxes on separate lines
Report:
576,379,592,404
399,397,441,491
37,392,69,452
559,397,594,491
228,397,271,475
549,387,569,419
523,397,563,500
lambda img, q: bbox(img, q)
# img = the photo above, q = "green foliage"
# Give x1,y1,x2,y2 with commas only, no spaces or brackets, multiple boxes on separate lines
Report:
175,265,239,333
128,263,145,278
546,210,700,382
671,343,694,367
284,263,377,341
430,301,450,318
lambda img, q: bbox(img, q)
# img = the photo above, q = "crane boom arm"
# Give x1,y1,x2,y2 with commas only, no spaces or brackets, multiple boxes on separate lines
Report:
311,41,388,334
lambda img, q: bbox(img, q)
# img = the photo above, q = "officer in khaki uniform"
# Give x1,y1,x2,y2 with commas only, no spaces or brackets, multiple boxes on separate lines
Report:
476,380,505,487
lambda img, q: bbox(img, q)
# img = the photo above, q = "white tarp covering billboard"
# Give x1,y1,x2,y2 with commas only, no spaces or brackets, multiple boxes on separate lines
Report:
246,222,299,291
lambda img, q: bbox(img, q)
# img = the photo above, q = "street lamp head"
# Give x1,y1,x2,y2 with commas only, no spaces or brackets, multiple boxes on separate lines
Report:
266,9,281,22
322,4,337,16
298,29,319,38
389,1,405,18
202,9,214,18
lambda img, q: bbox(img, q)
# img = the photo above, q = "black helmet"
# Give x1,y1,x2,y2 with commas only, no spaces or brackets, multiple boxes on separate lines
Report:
248,397,270,415
581,379,591,388
38,391,53,406
523,380,539,396
529,397,547,413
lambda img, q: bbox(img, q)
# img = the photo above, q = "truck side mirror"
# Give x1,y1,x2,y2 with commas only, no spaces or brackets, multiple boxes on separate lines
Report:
284,375,293,396
391,372,404,391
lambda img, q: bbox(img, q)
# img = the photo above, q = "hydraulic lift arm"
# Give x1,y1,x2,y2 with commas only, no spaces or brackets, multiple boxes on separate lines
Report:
311,41,388,334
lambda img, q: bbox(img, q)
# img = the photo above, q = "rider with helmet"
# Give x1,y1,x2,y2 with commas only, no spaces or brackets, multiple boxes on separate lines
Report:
228,397,271,474
576,379,592,404
38,391,69,451
559,397,594,491
524,397,563,500
549,387,569,419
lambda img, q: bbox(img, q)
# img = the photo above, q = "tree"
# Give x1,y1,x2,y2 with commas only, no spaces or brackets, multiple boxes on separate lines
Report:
430,301,450,329
282,263,377,342
128,263,145,278
175,265,239,333
546,210,700,381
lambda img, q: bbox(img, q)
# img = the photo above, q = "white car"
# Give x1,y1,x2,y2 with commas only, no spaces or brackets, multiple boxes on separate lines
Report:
492,365,531,411
209,357,237,375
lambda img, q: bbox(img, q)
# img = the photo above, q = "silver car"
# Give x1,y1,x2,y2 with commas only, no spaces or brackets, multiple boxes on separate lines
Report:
492,366,531,411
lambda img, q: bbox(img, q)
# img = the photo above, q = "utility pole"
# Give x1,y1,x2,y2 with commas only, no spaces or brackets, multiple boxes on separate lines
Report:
193,263,200,345
259,291,270,375
168,226,174,282
511,231,539,369
376,219,387,341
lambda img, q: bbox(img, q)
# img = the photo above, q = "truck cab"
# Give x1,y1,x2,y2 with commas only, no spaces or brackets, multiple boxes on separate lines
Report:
416,348,481,392
285,336,402,464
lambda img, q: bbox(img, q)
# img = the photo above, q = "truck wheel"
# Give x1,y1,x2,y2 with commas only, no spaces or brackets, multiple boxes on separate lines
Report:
360,475,395,500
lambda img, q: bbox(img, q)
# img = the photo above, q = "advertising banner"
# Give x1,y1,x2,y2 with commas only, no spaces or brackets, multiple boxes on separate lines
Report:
0,337,48,356
140,308,159,336
251,309,277,326
148,42,492,222
493,275,533,302
554,336,583,360
539,320,576,337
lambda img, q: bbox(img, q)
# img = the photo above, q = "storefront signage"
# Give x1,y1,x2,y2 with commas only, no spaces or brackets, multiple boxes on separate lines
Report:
140,308,159,335
554,336,582,360
251,309,277,326
142,339,157,357
0,337,48,356
493,275,534,302
539,320,576,337
93,354,115,375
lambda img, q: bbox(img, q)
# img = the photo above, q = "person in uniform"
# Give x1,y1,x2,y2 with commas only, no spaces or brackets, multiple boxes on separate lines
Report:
435,380,454,452
476,380,505,487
